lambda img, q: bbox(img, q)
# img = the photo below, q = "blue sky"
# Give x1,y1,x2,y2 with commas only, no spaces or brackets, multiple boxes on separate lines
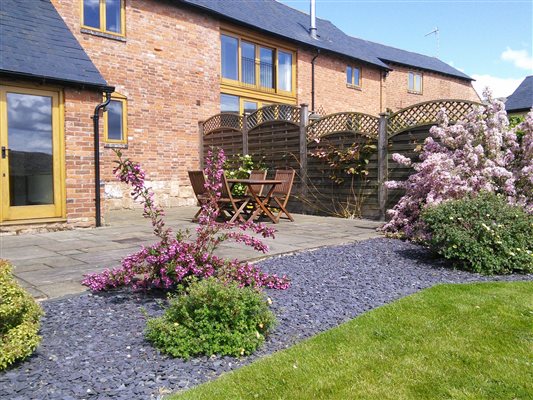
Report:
279,0,533,98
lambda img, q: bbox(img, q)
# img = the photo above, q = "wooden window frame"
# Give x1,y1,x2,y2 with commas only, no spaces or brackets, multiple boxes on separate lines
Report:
103,93,127,144
81,0,126,37
220,29,297,104
408,71,423,94
346,65,362,89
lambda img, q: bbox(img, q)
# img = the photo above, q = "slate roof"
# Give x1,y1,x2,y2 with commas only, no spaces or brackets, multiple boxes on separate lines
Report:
180,0,472,81
0,0,110,90
505,76,533,112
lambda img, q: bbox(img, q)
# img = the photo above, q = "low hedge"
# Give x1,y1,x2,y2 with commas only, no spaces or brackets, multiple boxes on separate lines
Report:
0,260,43,371
422,192,533,275
145,278,276,359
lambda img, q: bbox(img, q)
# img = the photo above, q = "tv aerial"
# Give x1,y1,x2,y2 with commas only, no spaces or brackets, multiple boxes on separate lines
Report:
425,27,440,58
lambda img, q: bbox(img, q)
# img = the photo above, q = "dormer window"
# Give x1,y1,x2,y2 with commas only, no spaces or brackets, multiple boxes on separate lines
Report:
82,0,125,36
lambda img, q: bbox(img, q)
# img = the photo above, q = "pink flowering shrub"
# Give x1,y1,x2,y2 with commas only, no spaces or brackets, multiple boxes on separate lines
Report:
82,149,290,291
383,91,533,240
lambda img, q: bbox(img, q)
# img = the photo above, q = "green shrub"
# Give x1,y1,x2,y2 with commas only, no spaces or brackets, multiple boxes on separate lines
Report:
0,260,43,371
145,278,276,359
421,192,533,275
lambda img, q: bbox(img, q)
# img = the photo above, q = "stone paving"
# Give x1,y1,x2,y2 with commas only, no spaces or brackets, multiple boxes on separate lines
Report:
0,206,382,300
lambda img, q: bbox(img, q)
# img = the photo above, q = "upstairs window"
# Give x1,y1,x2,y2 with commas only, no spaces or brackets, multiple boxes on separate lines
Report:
408,71,423,93
220,32,295,96
82,0,125,36
104,93,127,144
346,66,361,87
278,51,293,92
221,35,238,80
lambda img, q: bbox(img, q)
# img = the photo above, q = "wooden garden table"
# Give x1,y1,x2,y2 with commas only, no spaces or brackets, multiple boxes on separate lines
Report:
227,178,282,223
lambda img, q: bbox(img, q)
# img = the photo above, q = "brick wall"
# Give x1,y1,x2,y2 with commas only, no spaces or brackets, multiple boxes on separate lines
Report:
52,0,220,219
297,50,384,115
63,87,101,226
383,64,480,111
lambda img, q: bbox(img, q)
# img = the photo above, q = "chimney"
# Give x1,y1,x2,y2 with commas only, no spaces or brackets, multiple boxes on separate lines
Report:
309,0,317,39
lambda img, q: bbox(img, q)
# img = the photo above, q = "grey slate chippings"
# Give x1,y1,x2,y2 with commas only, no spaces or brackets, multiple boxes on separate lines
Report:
0,238,531,399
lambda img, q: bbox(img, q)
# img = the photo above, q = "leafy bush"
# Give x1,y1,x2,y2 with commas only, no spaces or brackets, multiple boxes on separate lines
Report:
421,192,533,275
145,278,276,359
0,260,43,371
224,154,266,196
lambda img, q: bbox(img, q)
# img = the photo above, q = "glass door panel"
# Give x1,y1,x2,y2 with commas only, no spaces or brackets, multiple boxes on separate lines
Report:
1,87,63,221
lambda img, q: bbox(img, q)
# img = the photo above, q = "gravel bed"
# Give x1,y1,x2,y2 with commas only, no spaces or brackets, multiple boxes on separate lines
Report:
1,238,531,399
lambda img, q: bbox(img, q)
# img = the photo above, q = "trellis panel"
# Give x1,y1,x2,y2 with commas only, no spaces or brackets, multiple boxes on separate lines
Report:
247,105,300,130
203,113,243,135
307,112,379,141
388,99,479,136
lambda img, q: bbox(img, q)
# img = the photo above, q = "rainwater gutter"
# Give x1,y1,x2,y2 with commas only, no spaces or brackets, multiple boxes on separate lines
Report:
92,91,112,227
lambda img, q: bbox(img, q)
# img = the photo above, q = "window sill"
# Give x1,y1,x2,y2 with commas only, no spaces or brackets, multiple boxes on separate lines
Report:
407,90,423,95
81,28,126,42
104,143,128,149
346,84,362,91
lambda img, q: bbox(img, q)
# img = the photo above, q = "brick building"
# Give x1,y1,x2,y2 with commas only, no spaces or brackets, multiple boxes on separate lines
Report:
0,0,479,229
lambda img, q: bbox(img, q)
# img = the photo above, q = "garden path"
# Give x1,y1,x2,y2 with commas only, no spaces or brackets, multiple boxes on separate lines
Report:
0,207,381,300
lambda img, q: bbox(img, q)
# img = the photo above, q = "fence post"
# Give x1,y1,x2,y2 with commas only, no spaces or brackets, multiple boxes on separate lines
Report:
242,113,249,155
198,120,204,169
378,113,388,221
299,104,309,213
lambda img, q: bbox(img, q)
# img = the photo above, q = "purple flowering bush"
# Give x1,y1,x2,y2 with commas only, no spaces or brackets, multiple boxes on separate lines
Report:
383,91,533,240
82,149,290,292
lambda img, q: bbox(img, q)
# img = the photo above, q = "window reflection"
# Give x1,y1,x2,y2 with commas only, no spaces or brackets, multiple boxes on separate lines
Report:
278,51,292,91
221,35,238,80
241,42,256,85
106,0,122,33
259,47,274,89
83,0,100,29
107,100,123,140
221,94,239,112
6,93,54,206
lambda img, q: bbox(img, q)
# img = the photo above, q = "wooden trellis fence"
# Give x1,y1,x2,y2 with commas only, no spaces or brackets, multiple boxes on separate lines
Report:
200,99,480,219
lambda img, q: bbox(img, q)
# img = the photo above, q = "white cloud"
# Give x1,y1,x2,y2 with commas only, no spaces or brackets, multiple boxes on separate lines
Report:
501,48,533,71
471,75,523,99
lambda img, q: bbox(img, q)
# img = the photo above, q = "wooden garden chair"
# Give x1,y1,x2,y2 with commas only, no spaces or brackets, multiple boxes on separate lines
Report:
219,174,250,223
247,169,267,196
188,170,209,221
264,169,295,222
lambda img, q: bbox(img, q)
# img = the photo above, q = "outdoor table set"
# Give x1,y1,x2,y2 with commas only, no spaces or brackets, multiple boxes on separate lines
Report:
188,169,295,224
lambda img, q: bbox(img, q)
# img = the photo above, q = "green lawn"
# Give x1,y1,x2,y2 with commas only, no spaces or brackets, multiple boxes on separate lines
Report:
170,281,533,400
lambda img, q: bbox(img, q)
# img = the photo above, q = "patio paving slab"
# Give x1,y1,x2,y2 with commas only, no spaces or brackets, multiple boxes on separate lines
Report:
0,206,382,300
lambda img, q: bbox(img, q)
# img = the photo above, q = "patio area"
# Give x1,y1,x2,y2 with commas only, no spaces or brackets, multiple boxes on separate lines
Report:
0,207,382,300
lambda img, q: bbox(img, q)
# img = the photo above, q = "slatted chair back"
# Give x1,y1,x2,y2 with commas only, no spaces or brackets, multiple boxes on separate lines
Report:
248,169,267,196
188,170,207,199
220,173,232,199
188,170,208,221
273,169,295,198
